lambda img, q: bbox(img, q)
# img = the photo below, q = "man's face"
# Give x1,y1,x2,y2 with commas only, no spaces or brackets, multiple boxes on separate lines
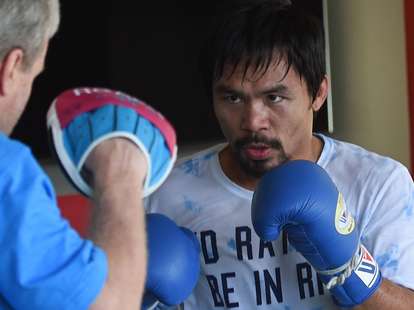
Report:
2,41,48,135
213,59,324,178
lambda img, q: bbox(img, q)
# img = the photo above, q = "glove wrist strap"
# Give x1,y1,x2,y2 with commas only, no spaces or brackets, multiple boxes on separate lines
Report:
318,243,363,289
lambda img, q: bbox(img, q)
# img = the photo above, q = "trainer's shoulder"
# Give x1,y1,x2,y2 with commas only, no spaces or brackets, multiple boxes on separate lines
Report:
0,134,35,172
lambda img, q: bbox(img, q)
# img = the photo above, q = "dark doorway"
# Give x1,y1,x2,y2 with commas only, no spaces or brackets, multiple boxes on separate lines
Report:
12,0,329,159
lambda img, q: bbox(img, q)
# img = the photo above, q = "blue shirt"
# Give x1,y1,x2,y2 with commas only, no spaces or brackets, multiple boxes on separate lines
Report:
0,134,107,309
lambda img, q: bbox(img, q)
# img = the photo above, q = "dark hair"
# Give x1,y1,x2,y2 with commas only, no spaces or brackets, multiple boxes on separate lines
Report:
200,0,325,101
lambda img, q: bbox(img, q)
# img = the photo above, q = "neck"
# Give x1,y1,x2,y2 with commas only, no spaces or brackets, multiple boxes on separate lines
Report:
219,147,259,191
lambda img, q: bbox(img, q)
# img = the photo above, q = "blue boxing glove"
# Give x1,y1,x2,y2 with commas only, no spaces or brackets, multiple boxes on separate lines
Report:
142,213,200,309
251,160,381,308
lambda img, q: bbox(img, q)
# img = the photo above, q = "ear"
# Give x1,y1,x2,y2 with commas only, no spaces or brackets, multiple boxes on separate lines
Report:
0,48,24,96
311,75,329,112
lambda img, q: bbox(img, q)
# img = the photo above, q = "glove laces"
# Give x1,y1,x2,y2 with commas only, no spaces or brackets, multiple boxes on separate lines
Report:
317,243,362,289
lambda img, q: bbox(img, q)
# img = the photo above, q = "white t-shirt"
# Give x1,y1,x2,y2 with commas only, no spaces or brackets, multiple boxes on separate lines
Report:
145,134,414,309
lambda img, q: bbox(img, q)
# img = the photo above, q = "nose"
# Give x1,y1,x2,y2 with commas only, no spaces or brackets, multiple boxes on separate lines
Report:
241,102,269,133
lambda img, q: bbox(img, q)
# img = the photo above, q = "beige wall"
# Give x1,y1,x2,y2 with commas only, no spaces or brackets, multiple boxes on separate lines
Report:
327,0,411,168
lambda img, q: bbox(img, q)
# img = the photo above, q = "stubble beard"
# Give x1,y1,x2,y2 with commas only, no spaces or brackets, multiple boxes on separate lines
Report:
232,135,289,178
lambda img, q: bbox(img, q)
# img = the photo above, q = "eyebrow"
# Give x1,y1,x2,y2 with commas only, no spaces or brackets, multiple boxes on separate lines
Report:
214,84,237,93
214,84,245,97
261,84,290,95
214,83,291,96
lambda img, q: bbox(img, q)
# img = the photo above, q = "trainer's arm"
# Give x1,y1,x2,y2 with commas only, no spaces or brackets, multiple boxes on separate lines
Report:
86,139,147,310
355,279,414,309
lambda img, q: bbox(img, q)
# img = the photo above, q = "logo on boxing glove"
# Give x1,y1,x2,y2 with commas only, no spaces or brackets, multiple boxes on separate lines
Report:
355,245,380,288
334,193,355,235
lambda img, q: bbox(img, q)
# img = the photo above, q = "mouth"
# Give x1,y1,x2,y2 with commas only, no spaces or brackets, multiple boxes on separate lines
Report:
243,143,272,160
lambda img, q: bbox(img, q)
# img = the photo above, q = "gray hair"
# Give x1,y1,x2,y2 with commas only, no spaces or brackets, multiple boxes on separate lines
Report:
0,0,60,69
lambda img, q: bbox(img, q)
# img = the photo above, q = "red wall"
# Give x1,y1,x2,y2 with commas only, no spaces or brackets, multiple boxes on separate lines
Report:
406,0,414,168
57,195,91,237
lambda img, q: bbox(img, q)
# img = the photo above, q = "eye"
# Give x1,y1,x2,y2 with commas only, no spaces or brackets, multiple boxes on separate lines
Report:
223,94,242,104
267,94,283,104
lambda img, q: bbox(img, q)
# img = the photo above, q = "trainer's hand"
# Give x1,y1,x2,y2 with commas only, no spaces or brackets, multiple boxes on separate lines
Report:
142,213,200,309
251,160,382,307
84,138,147,192
47,87,177,197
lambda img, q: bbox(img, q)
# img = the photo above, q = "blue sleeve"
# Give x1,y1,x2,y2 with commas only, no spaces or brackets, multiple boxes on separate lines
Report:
0,136,107,309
